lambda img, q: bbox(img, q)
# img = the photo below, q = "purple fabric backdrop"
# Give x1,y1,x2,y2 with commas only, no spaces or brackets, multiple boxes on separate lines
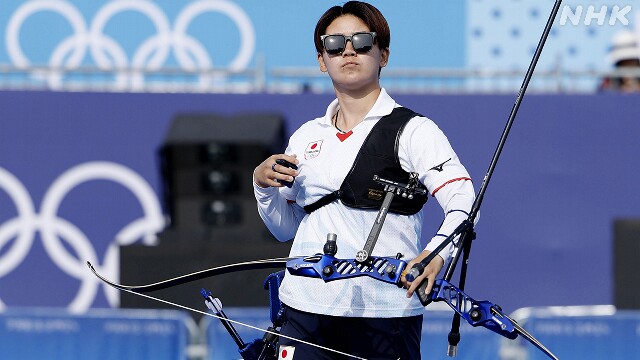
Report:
0,90,638,313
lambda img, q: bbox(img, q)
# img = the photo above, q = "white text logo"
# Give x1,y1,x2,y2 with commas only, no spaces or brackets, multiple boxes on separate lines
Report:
559,5,632,26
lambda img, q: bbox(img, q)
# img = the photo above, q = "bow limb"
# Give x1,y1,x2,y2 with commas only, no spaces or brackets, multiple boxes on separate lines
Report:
86,257,299,293
87,259,366,360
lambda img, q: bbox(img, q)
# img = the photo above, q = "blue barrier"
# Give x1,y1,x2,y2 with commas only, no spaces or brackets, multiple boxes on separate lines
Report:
422,308,501,359
7,305,638,359
0,308,192,360
202,306,500,360
505,306,640,360
203,306,640,359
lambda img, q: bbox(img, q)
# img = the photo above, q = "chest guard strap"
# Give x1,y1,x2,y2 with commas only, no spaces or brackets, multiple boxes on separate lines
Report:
304,107,429,215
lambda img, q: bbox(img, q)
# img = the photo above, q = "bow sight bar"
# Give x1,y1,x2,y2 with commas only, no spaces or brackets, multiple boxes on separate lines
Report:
355,172,426,264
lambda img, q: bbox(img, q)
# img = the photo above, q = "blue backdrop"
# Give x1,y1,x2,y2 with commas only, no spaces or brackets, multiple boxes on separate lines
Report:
0,90,638,314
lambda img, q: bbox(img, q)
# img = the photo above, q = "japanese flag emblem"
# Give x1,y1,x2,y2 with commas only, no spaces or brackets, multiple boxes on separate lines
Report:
278,345,296,359
304,140,323,159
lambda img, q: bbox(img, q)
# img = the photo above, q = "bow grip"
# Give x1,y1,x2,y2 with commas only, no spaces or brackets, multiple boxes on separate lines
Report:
415,277,433,306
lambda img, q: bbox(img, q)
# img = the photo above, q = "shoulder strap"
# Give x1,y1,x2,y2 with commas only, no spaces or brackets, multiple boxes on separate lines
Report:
303,190,341,214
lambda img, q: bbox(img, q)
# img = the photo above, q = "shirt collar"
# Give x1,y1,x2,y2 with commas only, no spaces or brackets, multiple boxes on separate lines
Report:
364,88,396,120
321,88,396,126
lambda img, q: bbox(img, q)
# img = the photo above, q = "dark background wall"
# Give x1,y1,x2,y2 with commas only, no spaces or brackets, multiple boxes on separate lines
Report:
0,91,638,313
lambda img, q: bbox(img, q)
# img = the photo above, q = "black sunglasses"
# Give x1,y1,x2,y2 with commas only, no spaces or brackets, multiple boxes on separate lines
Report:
320,32,377,55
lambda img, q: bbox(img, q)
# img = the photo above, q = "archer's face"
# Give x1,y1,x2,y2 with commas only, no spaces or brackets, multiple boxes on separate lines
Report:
317,14,389,93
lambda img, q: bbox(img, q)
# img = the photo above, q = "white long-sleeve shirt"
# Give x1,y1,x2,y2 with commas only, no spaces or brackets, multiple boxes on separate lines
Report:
254,89,475,318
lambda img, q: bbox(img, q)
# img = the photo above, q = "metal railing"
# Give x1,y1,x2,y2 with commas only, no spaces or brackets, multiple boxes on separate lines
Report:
270,67,640,94
2,63,639,94
0,64,265,93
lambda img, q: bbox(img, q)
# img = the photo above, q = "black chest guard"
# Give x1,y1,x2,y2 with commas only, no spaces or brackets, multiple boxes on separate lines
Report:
304,107,429,215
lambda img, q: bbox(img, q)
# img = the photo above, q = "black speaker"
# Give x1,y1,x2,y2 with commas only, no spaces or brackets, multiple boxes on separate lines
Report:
613,219,640,309
120,112,290,314
159,112,285,231
120,235,292,320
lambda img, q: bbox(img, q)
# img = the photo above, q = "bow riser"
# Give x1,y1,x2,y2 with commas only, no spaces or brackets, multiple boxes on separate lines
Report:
286,255,407,285
429,279,517,339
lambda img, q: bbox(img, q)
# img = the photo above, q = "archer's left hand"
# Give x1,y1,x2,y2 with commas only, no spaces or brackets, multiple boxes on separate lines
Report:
401,250,444,299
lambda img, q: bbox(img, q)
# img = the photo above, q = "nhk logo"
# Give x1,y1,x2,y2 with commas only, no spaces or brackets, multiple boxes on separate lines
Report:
559,5,632,26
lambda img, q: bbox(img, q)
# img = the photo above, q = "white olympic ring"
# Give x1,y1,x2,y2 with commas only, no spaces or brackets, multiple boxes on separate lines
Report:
6,0,255,90
0,162,165,313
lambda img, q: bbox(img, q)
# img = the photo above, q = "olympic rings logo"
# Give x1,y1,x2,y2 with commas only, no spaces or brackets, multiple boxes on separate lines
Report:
6,0,256,89
0,162,164,313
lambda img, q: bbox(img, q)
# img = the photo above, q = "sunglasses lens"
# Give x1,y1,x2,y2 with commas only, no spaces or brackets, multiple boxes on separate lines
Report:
324,35,345,55
352,33,373,53
322,33,375,54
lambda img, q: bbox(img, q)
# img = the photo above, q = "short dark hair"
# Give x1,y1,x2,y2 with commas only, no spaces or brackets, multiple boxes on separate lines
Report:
314,1,390,54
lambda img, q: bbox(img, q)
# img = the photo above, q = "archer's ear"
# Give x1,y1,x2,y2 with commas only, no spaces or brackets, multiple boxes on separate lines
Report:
318,52,328,72
380,47,390,68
